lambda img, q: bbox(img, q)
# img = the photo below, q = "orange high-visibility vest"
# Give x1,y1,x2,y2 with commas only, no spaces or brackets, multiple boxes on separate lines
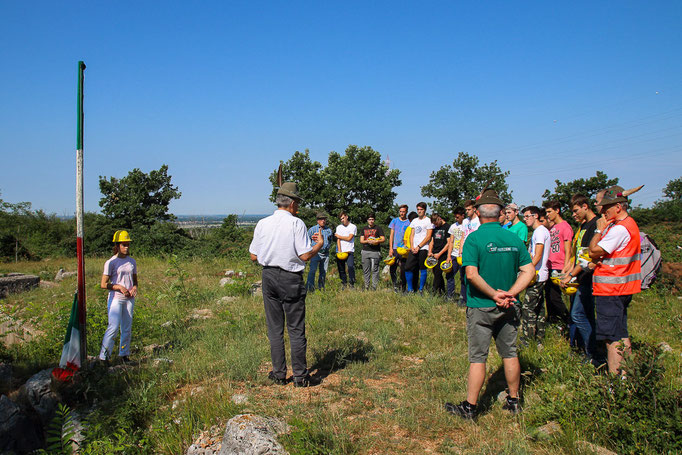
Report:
593,216,641,296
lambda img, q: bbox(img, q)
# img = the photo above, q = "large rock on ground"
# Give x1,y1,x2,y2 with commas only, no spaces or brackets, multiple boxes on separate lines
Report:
21,368,58,425
0,273,40,297
0,394,42,453
218,414,289,455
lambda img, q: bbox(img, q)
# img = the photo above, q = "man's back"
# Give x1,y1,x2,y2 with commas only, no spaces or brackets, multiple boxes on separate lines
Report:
462,223,531,308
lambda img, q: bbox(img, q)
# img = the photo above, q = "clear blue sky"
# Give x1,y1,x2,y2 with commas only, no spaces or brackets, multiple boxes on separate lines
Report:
1,1,681,216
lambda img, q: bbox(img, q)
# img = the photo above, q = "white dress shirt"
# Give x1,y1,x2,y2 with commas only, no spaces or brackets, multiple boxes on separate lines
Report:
249,210,312,272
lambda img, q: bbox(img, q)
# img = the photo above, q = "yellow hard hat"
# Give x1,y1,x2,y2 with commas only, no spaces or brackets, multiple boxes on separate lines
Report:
562,286,578,295
383,256,396,266
112,230,131,243
456,256,463,266
403,227,412,249
396,247,408,258
336,252,349,260
440,261,452,271
424,256,438,269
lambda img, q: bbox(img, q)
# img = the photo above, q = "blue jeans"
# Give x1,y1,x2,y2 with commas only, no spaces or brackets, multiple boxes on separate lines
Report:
306,253,329,291
570,282,598,361
336,252,355,287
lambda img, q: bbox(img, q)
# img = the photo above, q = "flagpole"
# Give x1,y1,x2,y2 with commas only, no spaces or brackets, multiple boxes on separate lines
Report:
76,61,87,366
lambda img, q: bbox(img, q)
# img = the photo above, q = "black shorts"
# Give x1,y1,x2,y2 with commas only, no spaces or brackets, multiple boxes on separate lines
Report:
595,295,632,341
405,249,428,271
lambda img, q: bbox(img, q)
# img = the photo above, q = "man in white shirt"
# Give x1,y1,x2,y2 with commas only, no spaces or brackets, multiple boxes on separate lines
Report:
405,202,434,293
249,182,322,387
519,206,551,346
446,206,466,303
335,211,357,289
457,199,481,305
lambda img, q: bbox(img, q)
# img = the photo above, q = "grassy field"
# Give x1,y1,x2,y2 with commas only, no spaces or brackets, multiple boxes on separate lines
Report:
1,255,680,454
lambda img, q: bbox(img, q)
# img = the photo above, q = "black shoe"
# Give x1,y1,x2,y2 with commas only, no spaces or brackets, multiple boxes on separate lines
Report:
502,396,521,415
293,374,320,388
268,371,287,385
444,401,476,420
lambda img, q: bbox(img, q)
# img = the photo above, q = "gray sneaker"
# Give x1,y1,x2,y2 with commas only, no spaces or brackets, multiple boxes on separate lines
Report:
444,401,476,420
502,396,522,415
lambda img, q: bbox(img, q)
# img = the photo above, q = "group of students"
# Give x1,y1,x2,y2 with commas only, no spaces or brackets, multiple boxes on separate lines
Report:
305,191,630,368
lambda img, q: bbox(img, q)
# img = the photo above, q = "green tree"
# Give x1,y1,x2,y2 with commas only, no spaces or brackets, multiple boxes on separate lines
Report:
542,171,618,216
268,146,401,225
662,177,682,201
420,152,511,215
99,165,181,228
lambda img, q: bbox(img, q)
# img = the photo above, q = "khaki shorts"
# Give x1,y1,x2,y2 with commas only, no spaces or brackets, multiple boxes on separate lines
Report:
466,305,519,363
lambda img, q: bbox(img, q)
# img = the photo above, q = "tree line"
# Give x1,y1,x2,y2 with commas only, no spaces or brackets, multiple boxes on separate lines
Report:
1,146,680,261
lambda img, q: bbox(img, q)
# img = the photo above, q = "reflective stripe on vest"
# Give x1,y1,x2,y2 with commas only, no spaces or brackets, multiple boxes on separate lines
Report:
601,254,641,266
593,272,642,284
593,216,641,296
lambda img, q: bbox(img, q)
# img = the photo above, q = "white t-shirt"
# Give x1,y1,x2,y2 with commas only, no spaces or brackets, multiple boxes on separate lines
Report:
335,223,357,253
249,210,313,272
103,255,137,300
409,217,435,251
598,223,631,254
460,216,480,252
529,225,551,282
448,222,465,257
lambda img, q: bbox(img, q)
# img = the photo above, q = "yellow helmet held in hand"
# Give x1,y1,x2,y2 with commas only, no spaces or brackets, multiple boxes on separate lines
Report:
562,286,578,296
396,247,408,258
456,256,463,266
336,252,349,260
112,230,131,243
424,256,438,269
440,261,452,271
383,256,396,266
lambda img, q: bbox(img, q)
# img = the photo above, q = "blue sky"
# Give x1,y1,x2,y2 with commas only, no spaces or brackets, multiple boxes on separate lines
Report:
1,1,681,216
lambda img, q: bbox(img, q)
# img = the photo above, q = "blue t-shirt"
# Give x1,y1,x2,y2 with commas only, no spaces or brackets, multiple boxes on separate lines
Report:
307,225,333,254
388,217,411,248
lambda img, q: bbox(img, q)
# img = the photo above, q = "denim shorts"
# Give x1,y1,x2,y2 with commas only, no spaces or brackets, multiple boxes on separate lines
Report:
466,305,519,363
595,295,632,341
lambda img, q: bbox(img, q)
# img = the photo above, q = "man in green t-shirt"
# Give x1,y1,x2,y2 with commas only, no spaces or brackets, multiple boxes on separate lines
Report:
445,190,535,420
505,203,529,244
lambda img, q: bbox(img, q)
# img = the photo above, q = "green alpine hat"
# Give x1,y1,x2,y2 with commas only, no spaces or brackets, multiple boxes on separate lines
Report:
598,185,628,206
277,182,303,201
474,189,505,208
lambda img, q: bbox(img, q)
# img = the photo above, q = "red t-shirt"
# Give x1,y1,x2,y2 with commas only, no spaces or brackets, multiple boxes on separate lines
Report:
548,221,573,270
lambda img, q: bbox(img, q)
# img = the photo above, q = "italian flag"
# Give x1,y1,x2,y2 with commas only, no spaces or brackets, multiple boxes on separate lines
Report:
52,293,81,381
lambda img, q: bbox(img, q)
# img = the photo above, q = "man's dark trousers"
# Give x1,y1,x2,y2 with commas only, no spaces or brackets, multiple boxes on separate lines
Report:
545,269,571,326
262,266,308,380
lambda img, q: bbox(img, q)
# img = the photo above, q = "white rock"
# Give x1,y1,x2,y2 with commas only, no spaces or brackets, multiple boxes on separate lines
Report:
231,394,248,405
225,270,235,278
218,414,290,455
220,278,234,287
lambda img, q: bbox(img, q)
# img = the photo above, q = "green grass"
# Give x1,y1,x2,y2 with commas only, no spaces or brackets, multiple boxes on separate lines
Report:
1,256,680,454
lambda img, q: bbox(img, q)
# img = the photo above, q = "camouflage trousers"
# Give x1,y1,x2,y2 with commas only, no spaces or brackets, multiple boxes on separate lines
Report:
520,280,546,343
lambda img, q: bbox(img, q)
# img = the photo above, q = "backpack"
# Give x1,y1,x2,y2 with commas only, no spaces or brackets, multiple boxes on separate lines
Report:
640,232,662,290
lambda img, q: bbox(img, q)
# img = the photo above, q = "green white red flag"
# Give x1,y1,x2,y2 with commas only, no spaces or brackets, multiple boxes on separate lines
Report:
52,293,81,381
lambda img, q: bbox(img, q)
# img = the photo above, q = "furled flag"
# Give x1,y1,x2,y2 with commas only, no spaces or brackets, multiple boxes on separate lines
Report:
52,293,81,381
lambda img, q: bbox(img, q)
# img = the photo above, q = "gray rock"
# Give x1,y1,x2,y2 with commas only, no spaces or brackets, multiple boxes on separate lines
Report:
55,268,77,282
575,440,618,455
231,394,248,405
0,394,42,453
161,321,173,328
497,391,508,403
218,414,290,455
152,358,174,367
218,296,238,304
220,278,235,287
22,368,58,425
250,281,263,297
225,270,235,278
659,342,673,353
187,425,223,455
0,363,12,393
144,341,172,353
0,273,40,297
535,421,563,439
